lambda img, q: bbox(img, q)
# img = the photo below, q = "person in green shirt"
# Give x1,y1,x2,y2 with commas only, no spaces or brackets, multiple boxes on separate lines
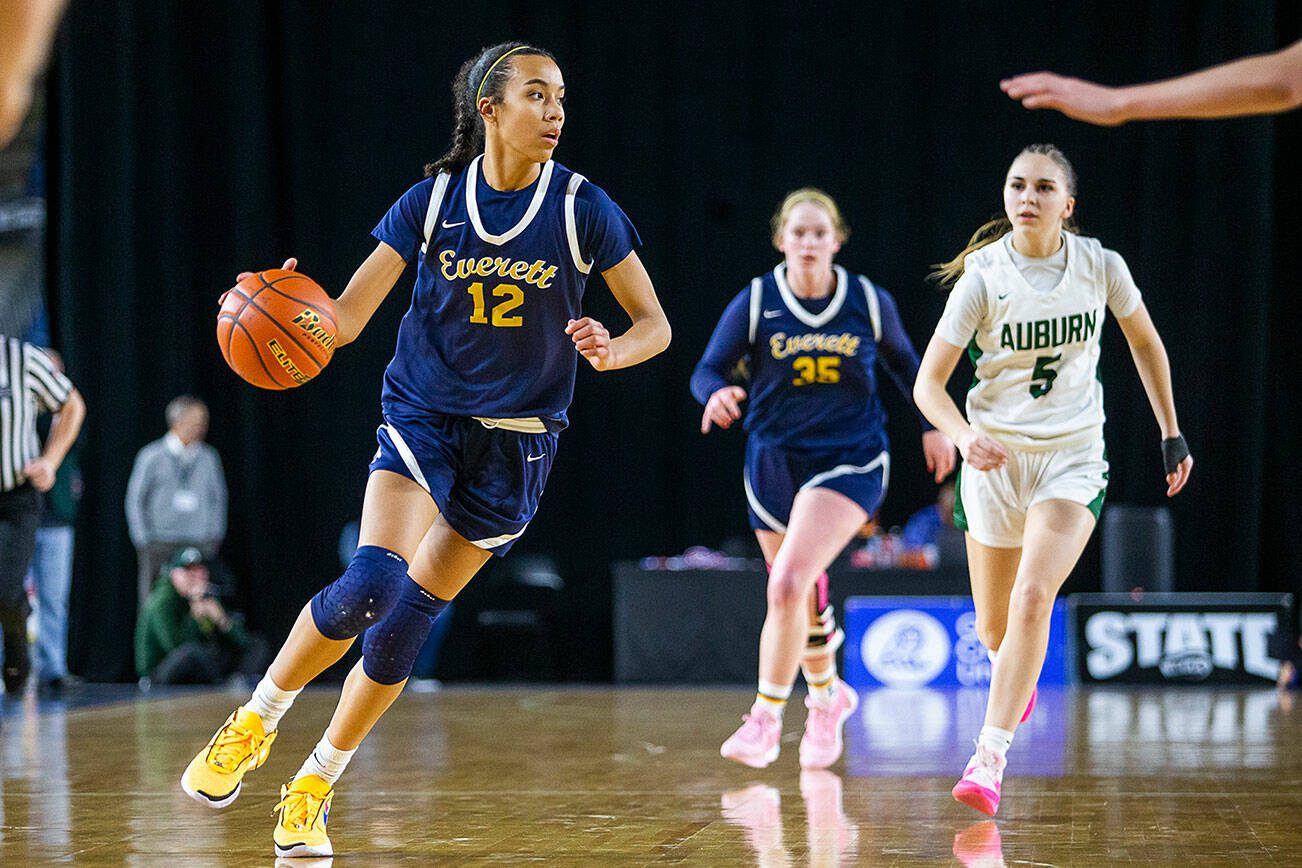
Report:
135,547,266,685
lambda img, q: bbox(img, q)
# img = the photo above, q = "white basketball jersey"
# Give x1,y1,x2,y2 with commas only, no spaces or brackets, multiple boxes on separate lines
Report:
959,232,1109,449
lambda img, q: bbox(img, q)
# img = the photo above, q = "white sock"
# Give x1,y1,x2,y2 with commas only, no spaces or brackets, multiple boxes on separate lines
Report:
296,734,356,786
245,675,302,732
801,661,839,705
755,679,792,720
978,725,1014,758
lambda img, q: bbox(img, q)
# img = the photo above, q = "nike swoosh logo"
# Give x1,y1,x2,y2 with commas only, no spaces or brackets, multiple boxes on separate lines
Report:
527,453,545,462
997,293,1009,300
762,310,782,319
442,220,466,229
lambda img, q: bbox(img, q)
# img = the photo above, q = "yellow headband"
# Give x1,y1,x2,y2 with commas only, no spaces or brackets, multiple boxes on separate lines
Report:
475,46,528,105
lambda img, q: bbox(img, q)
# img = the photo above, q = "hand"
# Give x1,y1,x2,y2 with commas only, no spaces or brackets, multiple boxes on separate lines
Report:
189,596,230,630
701,385,747,434
1166,454,1193,497
956,430,1009,471
236,257,297,284
220,258,299,306
921,430,957,482
1000,72,1128,126
566,317,617,371
22,457,56,491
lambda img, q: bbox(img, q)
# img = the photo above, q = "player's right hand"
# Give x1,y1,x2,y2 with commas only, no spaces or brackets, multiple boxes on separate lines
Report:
701,386,747,434
235,257,298,285
956,430,1008,471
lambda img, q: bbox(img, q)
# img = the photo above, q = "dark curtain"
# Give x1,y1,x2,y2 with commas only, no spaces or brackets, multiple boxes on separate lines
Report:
50,1,1299,681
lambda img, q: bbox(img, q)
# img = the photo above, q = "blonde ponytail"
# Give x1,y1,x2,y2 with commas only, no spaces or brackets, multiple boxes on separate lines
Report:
929,216,1012,287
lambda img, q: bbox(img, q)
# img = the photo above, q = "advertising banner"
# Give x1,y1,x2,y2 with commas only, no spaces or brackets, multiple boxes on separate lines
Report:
843,596,1072,689
1072,593,1292,684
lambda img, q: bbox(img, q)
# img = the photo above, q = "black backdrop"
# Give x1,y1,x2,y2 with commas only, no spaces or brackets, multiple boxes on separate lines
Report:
46,2,1299,682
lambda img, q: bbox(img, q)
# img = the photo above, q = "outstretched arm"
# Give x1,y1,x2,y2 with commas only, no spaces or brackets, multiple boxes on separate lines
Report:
566,250,671,371
237,246,408,348
1001,39,1302,124
1115,301,1192,496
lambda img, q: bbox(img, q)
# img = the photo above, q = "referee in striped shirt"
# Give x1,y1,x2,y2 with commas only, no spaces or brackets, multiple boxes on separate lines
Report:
0,334,84,694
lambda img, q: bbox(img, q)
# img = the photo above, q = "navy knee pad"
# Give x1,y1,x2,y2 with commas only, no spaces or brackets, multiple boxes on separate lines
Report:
361,578,451,685
310,546,410,641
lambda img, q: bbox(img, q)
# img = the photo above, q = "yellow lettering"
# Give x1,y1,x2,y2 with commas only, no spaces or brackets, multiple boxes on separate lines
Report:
509,261,531,281
477,257,496,277
440,249,458,281
536,266,558,289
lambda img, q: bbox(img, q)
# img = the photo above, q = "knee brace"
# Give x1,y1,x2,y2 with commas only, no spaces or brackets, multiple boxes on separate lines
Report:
804,602,844,661
361,577,451,685
310,546,409,640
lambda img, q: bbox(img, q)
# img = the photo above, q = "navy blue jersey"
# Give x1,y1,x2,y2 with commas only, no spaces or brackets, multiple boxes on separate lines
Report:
691,264,932,452
373,156,640,429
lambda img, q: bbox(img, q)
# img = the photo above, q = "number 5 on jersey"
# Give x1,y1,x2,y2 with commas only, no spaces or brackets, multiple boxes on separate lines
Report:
1030,353,1061,398
467,281,524,327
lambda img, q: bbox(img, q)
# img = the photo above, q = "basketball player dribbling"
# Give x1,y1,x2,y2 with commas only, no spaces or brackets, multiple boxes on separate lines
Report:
913,144,1193,816
179,41,670,858
692,189,955,771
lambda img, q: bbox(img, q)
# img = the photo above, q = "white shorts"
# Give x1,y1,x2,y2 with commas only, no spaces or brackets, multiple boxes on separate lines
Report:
955,436,1107,548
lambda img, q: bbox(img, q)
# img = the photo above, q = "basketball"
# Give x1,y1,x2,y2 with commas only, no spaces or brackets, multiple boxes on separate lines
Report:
216,269,338,389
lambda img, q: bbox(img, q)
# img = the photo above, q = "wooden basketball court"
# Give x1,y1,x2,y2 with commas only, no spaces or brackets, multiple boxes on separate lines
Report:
1,685,1297,864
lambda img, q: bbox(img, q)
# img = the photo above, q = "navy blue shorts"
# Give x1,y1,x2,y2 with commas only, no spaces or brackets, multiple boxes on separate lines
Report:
370,414,558,555
744,439,889,533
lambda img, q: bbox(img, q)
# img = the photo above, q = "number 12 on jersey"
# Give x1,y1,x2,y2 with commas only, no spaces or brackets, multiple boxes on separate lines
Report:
467,281,524,328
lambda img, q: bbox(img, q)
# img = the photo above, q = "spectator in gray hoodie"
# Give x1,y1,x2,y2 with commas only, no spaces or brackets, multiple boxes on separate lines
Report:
125,396,227,607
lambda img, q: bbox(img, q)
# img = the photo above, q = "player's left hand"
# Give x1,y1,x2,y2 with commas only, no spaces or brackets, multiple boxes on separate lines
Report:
22,457,55,492
1166,454,1193,497
921,430,957,483
566,317,617,371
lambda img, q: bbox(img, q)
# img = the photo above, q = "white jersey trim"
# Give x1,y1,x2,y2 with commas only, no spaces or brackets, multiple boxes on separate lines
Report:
470,526,529,549
381,423,431,493
466,155,555,246
800,451,890,495
563,173,592,274
859,276,882,343
747,277,764,344
744,468,787,533
773,264,848,328
420,171,451,255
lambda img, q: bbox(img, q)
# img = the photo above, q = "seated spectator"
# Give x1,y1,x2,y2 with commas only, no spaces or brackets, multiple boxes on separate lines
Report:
898,482,967,568
135,547,266,686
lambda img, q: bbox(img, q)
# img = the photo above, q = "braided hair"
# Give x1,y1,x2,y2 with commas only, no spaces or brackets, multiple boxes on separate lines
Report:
425,42,558,177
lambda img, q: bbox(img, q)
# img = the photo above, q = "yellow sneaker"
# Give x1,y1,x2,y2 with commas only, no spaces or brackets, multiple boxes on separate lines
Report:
273,774,334,858
180,706,277,808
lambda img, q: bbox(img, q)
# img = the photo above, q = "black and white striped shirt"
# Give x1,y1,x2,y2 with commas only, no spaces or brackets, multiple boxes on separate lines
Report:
0,336,74,492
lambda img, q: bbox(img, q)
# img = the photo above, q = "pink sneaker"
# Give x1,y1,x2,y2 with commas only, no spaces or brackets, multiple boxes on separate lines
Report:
721,704,783,768
799,681,859,770
952,743,1005,816
1020,687,1037,724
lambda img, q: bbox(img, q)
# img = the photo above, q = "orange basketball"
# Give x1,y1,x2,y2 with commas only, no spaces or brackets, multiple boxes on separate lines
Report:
216,269,338,390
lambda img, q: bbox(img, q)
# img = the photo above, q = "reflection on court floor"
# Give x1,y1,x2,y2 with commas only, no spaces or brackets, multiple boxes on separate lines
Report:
1,684,1297,864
